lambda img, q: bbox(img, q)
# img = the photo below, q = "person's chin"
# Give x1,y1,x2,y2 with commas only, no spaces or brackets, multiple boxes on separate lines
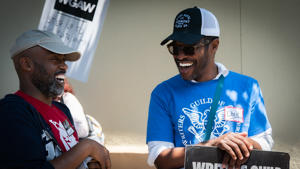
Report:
178,68,194,81
180,73,193,81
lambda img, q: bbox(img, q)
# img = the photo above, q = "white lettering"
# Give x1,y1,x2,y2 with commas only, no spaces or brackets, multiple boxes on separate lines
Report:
57,0,96,13
218,101,225,106
192,162,205,169
77,0,84,10
83,1,96,13
241,165,247,169
69,0,77,8
58,0,68,5
190,98,215,108
190,163,279,169
182,140,187,145
251,165,258,169
206,162,213,169
207,98,213,104
178,115,186,141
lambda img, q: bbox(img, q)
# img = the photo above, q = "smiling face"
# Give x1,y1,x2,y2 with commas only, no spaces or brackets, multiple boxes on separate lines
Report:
28,46,68,98
170,38,218,82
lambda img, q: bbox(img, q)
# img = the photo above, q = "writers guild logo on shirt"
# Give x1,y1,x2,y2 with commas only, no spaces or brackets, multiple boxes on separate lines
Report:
54,0,98,21
175,14,191,29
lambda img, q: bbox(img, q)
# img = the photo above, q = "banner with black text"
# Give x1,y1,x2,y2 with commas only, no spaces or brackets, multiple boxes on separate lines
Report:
38,0,109,82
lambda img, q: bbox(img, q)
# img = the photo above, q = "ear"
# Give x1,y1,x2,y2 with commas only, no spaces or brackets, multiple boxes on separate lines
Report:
209,38,219,56
211,38,219,51
19,56,33,72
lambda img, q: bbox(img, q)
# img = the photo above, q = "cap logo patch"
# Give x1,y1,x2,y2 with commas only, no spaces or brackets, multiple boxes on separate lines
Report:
175,14,191,28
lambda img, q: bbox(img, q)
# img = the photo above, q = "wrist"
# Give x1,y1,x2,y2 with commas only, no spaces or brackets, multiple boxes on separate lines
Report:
80,138,94,157
201,138,217,146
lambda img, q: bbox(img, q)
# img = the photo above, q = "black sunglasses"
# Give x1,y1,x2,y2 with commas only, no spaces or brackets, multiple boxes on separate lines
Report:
167,43,201,56
167,37,218,56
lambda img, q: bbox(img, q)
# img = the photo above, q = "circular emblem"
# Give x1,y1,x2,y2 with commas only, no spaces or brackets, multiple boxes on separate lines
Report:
175,14,191,28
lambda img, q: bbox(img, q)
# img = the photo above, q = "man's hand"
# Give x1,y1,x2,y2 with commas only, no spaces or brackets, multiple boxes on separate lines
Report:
205,132,253,169
87,139,111,169
87,159,102,169
50,138,111,169
222,153,248,169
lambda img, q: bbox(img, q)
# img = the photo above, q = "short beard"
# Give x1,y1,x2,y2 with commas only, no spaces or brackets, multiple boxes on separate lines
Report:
31,61,64,98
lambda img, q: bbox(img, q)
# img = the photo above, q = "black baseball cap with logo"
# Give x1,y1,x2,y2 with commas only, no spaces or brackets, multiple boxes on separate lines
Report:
161,7,220,45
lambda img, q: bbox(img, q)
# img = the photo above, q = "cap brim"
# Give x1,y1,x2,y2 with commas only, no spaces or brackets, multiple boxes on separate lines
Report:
39,42,81,62
160,32,205,45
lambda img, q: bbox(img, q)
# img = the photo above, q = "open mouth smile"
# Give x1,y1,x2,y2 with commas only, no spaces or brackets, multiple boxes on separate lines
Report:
55,74,65,84
177,61,194,71
179,62,193,67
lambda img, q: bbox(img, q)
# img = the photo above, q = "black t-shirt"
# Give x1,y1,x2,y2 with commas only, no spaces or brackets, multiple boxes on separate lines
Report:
0,94,74,169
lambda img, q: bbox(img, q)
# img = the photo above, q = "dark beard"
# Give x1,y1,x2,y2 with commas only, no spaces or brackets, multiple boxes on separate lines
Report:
31,61,64,98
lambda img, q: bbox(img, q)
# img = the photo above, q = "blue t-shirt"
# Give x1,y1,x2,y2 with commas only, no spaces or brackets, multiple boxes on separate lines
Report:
146,71,271,147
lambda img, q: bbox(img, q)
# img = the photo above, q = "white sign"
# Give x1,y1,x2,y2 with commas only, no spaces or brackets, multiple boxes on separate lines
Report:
38,0,109,82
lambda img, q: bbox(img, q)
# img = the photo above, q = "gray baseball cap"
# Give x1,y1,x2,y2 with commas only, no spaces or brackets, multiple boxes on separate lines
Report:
10,29,81,61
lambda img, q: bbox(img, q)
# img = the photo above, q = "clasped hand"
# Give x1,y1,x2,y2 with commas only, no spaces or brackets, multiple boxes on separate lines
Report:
204,132,253,169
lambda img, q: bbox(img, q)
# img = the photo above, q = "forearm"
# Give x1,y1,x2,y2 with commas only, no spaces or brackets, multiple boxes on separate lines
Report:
50,139,91,169
154,147,185,169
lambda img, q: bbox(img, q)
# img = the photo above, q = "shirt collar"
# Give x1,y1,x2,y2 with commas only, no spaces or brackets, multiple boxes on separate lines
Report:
190,62,229,83
15,90,56,113
214,62,229,79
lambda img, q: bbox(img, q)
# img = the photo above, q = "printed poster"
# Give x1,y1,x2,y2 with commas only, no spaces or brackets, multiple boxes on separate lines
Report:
38,0,109,82
185,146,290,169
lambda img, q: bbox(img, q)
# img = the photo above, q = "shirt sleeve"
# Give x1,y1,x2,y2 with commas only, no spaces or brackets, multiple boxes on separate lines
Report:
250,128,274,150
0,100,55,169
146,85,174,143
147,141,174,166
247,81,273,149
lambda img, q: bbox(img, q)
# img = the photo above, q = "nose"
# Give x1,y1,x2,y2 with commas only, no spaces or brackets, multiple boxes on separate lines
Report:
59,61,68,71
174,51,188,60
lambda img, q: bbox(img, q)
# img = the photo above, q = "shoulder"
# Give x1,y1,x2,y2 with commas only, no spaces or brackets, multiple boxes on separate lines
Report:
152,74,184,94
0,94,32,113
226,71,259,86
227,71,257,82
1,94,24,104
0,94,42,132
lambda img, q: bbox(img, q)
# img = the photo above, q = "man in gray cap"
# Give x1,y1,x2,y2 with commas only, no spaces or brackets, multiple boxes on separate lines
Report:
146,7,273,169
0,30,110,169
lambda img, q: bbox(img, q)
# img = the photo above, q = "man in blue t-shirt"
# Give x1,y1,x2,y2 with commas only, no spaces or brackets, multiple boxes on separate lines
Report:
146,7,273,169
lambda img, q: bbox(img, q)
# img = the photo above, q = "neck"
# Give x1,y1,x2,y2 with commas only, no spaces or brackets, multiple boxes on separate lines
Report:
194,63,218,82
19,82,52,106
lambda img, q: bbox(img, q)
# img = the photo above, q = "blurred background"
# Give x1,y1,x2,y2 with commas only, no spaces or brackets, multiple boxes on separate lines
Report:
0,0,299,168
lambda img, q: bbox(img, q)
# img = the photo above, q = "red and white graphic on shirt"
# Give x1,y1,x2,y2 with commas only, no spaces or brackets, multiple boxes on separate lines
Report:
15,91,79,152
41,106,79,152
49,119,77,151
